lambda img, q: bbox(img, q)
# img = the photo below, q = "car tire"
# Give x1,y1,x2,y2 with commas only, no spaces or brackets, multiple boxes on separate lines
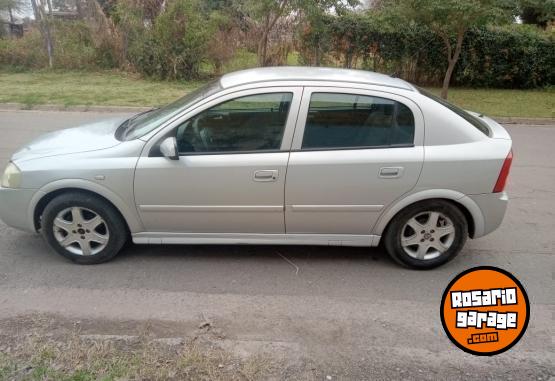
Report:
41,192,127,264
383,200,468,269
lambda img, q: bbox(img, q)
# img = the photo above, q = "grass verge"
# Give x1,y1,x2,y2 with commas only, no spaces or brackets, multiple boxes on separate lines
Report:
0,70,202,108
0,323,272,381
1,70,553,118
425,87,554,119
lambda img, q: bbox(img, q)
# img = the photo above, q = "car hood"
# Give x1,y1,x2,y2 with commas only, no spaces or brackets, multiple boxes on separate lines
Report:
11,117,127,163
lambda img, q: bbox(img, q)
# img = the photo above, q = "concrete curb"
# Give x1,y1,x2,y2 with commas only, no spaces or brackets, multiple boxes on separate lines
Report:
0,103,150,113
0,103,553,125
492,117,554,125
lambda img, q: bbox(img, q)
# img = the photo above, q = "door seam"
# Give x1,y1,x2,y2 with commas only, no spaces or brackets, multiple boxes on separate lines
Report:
283,86,306,234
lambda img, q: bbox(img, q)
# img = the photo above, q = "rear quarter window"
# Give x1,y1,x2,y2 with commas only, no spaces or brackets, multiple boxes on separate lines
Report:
417,87,490,136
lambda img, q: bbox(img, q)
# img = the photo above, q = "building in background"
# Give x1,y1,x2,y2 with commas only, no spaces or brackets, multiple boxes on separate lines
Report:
0,9,25,37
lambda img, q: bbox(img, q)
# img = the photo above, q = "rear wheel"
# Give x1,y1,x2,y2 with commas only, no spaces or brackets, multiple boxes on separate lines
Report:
384,200,468,269
41,192,127,264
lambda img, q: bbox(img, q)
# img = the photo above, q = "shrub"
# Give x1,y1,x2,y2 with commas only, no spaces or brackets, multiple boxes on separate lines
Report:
0,29,47,69
49,20,97,69
0,21,119,71
125,0,213,80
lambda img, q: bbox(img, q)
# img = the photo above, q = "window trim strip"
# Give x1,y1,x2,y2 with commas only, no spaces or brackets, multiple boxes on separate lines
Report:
295,143,415,152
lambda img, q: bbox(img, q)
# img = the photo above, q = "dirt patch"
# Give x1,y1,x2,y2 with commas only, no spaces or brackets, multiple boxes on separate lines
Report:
0,314,316,381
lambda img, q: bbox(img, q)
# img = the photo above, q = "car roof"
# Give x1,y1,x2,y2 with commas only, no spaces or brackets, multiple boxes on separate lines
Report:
220,66,415,91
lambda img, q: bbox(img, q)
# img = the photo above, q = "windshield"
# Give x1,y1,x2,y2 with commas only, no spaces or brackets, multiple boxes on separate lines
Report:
120,79,223,140
417,87,490,136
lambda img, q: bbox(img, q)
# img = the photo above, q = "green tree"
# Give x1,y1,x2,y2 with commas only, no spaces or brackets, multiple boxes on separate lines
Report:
112,0,146,62
239,0,293,66
206,11,239,74
238,0,358,66
388,0,516,99
518,0,555,28
154,0,212,78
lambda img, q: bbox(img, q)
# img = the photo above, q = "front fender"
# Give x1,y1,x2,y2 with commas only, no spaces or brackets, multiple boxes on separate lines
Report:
28,179,144,233
371,189,485,238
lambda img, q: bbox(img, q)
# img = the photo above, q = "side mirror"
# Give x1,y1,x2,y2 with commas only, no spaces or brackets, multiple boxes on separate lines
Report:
160,137,179,160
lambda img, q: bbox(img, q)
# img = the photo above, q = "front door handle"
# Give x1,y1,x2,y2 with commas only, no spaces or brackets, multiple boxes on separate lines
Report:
379,167,404,178
254,170,278,182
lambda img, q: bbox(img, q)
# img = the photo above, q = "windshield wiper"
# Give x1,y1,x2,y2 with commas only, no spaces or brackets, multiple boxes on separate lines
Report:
119,108,159,140
127,107,158,125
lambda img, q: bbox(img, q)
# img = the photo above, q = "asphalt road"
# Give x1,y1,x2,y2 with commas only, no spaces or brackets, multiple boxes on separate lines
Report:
0,110,553,379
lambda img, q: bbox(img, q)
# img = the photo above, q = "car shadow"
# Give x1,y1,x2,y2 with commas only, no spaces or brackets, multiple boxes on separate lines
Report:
2,228,417,297
2,229,462,301
116,242,395,267
106,243,404,295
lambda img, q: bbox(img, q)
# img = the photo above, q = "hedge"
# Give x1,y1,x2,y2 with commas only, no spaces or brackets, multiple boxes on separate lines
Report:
456,27,554,88
298,14,554,88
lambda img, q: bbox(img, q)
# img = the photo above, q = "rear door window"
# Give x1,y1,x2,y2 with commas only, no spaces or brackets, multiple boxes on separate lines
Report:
301,93,415,150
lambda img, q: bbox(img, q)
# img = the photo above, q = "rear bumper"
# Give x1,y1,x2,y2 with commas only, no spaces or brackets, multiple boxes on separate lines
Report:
467,191,509,238
0,186,39,233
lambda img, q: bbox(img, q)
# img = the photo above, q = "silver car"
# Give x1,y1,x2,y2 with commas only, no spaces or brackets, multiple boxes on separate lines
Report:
0,67,513,268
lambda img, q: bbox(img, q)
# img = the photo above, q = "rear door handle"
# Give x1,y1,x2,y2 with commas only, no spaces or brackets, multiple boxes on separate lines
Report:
254,170,278,182
379,167,404,178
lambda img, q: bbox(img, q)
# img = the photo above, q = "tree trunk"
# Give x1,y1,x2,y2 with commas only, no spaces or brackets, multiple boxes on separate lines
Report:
257,14,270,66
75,0,83,18
44,20,54,68
41,1,54,68
441,59,456,99
315,40,321,66
256,0,287,67
344,49,353,68
257,32,269,66
439,30,465,99
31,0,54,68
122,32,128,62
258,31,269,66
214,60,222,75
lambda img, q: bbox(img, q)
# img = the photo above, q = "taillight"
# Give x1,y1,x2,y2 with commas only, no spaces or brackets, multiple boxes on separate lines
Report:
493,150,513,193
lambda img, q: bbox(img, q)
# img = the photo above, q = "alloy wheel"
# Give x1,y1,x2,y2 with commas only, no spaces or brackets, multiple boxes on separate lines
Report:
401,211,456,260
52,207,110,256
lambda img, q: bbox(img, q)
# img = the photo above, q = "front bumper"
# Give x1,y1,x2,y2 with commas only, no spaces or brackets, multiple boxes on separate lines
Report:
467,191,509,238
0,186,39,233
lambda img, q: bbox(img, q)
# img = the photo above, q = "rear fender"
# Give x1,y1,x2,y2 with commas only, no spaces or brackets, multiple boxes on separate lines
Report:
371,189,485,238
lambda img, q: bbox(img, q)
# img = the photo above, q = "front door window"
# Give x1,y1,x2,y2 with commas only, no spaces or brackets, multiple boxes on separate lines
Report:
175,92,293,154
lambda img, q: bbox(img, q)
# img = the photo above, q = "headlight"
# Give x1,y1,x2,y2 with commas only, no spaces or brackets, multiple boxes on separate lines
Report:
1,162,22,188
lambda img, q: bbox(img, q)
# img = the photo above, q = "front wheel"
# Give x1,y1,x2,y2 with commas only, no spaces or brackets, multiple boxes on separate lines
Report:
41,192,127,264
383,200,468,269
